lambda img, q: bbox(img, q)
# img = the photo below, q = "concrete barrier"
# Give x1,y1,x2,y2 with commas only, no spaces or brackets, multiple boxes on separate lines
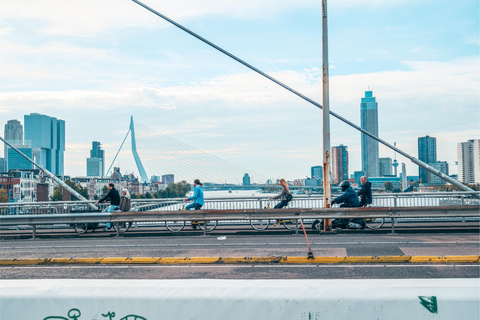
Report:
0,279,478,319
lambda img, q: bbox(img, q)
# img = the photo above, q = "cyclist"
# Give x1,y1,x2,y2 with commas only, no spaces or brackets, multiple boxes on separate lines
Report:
270,178,291,209
331,180,364,229
185,179,204,229
95,183,120,230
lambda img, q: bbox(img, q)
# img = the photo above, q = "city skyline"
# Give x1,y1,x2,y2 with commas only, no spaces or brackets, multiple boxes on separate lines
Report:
0,0,478,181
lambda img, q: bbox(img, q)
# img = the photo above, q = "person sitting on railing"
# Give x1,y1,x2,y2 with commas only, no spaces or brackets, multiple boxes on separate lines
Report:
357,176,372,207
331,180,364,229
119,189,131,212
95,183,120,230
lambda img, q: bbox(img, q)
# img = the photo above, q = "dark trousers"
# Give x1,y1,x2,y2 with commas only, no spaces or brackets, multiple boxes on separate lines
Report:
274,200,289,209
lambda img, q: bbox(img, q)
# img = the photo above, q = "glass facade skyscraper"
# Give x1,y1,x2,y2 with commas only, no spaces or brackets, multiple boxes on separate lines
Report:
7,148,33,171
4,119,23,160
87,141,105,177
379,157,393,176
24,113,65,176
418,135,437,184
360,91,379,177
331,145,348,184
311,166,323,180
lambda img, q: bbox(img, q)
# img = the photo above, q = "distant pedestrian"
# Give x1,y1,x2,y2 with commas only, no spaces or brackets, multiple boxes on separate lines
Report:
357,176,372,207
270,179,292,209
95,183,120,230
185,179,204,210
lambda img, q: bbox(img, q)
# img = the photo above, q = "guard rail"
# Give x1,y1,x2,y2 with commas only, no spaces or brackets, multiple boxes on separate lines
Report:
1,205,478,239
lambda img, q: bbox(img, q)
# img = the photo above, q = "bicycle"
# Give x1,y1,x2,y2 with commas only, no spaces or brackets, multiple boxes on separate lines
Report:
250,201,300,231
165,201,218,233
72,208,132,235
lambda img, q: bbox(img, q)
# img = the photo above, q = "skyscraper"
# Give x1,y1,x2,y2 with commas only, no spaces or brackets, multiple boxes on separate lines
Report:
428,161,449,186
311,165,323,180
418,135,437,184
379,157,393,176
24,113,65,176
331,145,348,184
7,148,33,171
243,173,251,186
457,139,480,184
4,119,23,159
86,141,105,177
360,91,379,177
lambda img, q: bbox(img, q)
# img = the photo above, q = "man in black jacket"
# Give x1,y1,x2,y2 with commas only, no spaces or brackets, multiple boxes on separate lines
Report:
357,176,372,207
95,183,120,229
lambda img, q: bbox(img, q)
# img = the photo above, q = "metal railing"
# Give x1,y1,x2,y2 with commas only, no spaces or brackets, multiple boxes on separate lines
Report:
1,191,479,216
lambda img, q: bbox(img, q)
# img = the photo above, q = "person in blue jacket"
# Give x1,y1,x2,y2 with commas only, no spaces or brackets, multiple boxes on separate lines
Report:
185,179,204,210
331,180,363,229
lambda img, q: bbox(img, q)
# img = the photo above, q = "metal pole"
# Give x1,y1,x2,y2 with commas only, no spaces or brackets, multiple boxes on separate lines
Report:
130,0,476,195
322,0,332,231
0,136,98,211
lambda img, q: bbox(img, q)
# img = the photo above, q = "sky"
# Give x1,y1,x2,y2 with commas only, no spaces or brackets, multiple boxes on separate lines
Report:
0,0,479,183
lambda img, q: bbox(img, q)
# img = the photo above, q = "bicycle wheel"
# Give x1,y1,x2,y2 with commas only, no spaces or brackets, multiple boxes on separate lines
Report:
198,220,218,232
312,219,323,231
364,218,385,230
165,220,185,232
282,219,299,231
250,219,270,231
74,223,88,234
113,222,131,233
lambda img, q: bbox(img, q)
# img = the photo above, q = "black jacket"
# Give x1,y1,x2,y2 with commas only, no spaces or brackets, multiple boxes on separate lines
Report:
99,188,120,206
357,181,372,206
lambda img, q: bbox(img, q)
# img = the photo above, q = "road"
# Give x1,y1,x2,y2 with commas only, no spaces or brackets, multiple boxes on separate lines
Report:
1,228,478,279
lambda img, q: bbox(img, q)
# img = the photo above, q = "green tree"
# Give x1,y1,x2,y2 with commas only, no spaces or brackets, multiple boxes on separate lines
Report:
0,189,8,203
100,185,109,198
50,185,63,201
383,181,394,192
64,179,89,200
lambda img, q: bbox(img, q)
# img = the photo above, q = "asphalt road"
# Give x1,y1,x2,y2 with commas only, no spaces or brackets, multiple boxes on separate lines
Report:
1,229,478,279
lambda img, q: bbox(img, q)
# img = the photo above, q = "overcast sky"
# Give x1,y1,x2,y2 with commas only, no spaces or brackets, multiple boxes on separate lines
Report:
0,0,479,183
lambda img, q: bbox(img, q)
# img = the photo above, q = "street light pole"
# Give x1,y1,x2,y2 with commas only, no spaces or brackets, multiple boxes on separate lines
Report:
322,0,332,231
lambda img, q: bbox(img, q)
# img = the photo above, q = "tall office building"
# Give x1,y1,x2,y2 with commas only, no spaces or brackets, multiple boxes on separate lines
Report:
418,135,437,184
331,145,348,184
86,141,105,177
457,139,480,184
0,158,6,172
311,165,323,180
428,161,449,186
4,119,24,161
24,113,65,176
7,148,33,171
379,157,393,176
243,173,251,186
162,174,174,185
360,91,379,177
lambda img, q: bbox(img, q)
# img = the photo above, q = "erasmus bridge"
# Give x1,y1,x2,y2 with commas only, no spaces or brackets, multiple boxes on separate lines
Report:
105,116,270,186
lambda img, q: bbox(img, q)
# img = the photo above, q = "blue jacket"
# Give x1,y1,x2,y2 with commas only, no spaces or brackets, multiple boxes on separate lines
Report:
333,187,360,207
188,185,204,206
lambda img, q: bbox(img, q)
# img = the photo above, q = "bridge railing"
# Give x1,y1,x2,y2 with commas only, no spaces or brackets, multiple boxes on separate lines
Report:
1,191,479,216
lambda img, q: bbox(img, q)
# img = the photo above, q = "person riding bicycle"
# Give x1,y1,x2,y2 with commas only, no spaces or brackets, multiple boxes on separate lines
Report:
331,180,364,229
357,176,372,207
270,178,291,209
185,179,204,230
95,183,120,230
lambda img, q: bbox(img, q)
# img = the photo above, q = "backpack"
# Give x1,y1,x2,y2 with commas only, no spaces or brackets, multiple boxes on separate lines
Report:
286,193,293,202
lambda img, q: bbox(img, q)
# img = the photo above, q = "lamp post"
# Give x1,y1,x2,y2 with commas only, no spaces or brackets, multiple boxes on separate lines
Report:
322,0,332,231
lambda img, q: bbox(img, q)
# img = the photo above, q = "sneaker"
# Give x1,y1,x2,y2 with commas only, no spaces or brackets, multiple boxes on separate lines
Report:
347,222,363,229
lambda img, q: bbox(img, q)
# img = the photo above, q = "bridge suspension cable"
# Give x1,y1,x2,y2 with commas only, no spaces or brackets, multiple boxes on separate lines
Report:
132,121,269,184
131,0,475,194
